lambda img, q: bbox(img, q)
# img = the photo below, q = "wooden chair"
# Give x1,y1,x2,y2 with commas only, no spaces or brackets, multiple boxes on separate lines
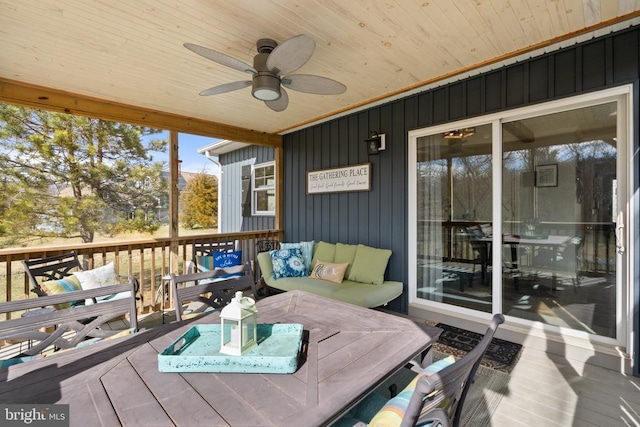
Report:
340,314,505,427
22,251,140,301
170,262,257,321
0,281,138,361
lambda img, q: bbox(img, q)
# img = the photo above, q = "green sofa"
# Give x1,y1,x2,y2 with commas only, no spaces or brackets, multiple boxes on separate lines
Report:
256,241,403,308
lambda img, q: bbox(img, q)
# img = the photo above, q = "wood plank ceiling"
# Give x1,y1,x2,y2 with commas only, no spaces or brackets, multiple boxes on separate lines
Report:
1,1,639,141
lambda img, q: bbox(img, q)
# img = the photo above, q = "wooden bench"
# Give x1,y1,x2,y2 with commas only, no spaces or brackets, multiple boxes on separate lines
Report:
0,281,138,361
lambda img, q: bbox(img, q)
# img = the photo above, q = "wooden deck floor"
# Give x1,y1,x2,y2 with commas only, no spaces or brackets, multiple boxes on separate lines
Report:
491,345,640,426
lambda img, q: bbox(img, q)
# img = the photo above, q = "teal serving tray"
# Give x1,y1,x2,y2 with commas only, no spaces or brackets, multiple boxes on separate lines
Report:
158,323,304,373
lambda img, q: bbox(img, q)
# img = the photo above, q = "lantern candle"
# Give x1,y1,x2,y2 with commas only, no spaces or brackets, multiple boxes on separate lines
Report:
220,291,258,356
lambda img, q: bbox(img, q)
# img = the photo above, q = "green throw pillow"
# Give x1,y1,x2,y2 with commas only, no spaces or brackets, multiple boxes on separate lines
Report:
310,241,336,271
334,243,358,279
347,244,392,285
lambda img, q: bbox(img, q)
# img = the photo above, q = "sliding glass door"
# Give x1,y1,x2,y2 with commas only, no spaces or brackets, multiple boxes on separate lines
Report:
501,102,619,338
409,87,629,343
414,124,493,312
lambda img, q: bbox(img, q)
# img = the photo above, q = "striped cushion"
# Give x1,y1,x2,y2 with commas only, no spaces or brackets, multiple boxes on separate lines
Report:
40,276,83,309
196,255,214,272
368,355,456,427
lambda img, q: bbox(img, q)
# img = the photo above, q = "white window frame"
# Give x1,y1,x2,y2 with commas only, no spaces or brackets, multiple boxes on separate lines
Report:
252,161,275,216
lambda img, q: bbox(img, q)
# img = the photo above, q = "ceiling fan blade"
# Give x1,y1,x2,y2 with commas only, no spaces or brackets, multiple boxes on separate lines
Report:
184,43,256,75
264,88,289,112
199,81,252,96
266,35,315,76
282,74,346,95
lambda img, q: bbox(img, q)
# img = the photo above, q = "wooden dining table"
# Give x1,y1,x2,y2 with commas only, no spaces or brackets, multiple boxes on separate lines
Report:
0,290,442,427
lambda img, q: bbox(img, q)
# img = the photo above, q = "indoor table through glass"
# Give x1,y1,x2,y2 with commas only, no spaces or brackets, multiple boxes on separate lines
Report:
0,290,442,427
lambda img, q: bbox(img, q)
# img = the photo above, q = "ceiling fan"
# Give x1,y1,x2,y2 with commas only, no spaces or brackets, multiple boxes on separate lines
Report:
184,35,346,112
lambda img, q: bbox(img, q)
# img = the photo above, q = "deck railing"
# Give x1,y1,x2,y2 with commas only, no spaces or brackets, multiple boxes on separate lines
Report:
418,221,615,274
0,230,283,313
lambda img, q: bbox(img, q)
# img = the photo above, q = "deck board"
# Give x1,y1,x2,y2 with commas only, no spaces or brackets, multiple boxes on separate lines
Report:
490,346,640,425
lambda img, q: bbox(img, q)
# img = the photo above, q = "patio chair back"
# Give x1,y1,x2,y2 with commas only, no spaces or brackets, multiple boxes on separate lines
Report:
22,252,82,296
401,314,505,427
193,240,236,257
170,262,256,321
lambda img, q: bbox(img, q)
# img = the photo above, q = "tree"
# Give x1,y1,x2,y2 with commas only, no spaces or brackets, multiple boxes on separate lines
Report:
0,104,168,246
180,172,218,229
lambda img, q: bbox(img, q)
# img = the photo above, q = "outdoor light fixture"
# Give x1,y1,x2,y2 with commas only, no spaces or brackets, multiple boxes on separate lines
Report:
365,133,386,155
220,291,258,356
443,127,475,139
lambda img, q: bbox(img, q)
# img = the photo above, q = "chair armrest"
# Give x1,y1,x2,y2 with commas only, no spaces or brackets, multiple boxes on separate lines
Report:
118,274,141,304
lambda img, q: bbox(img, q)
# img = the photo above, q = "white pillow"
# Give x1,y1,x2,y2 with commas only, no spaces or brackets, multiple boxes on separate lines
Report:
73,262,118,290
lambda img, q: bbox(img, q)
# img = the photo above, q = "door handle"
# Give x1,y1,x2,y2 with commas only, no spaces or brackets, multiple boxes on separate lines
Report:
615,211,625,255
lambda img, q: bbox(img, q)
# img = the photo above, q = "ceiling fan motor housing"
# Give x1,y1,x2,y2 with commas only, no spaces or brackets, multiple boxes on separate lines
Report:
252,52,281,101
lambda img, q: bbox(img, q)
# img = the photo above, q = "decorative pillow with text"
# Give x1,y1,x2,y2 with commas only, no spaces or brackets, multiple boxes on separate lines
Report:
310,261,349,284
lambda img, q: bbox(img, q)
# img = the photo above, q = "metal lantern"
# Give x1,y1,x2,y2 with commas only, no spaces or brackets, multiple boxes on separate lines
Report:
220,291,258,356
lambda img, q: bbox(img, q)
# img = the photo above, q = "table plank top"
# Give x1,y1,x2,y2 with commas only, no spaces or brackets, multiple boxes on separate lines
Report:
0,290,442,427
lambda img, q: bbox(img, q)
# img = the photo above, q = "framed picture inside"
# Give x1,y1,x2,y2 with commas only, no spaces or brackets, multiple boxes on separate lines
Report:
535,164,558,187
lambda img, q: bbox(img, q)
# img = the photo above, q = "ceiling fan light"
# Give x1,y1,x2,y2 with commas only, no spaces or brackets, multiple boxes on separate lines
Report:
252,74,281,101
443,127,475,139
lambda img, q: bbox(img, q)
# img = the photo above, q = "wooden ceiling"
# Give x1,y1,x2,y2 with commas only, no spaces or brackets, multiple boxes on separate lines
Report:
1,1,639,141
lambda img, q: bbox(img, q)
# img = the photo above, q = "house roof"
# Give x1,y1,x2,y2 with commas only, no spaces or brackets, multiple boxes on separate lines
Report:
197,140,248,156
1,1,639,138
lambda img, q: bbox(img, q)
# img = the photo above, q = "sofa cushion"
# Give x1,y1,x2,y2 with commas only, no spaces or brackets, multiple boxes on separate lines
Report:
310,241,336,270
40,276,83,309
196,255,214,272
73,262,133,305
298,240,315,272
348,244,392,285
270,248,308,279
310,261,349,284
74,262,118,290
334,243,358,279
261,274,403,308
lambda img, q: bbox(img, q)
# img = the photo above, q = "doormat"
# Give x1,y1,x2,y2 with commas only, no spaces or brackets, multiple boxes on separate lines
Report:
435,323,522,373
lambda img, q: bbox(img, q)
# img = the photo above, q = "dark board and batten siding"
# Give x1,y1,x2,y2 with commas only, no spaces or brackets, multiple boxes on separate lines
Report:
282,25,640,314
219,144,275,233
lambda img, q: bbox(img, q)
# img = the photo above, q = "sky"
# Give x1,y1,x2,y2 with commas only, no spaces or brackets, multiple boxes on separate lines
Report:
145,131,220,175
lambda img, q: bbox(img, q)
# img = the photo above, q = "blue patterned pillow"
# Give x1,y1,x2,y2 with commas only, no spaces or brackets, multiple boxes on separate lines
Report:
270,248,307,279
280,241,315,273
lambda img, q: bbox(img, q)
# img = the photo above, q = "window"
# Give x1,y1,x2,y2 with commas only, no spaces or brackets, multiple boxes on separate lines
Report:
252,162,275,215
